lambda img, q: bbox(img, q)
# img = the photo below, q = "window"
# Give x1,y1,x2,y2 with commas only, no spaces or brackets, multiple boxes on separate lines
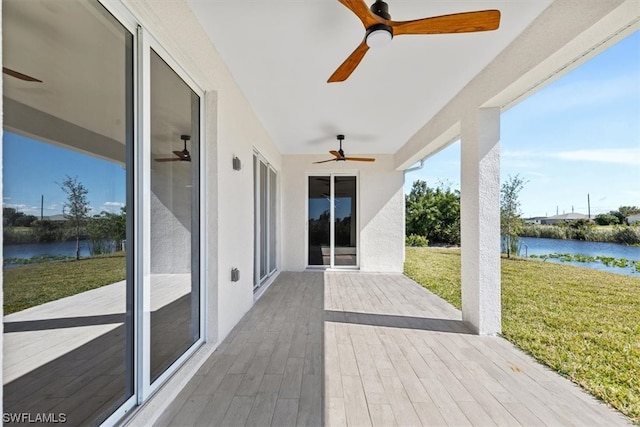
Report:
253,153,277,289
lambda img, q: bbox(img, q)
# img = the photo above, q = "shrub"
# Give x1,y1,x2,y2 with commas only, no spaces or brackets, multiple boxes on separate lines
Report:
406,180,460,245
406,234,429,247
595,213,619,226
522,224,567,239
613,226,640,245
501,235,522,256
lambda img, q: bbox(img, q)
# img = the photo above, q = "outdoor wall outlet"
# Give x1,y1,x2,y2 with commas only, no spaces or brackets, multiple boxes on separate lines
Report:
231,267,240,282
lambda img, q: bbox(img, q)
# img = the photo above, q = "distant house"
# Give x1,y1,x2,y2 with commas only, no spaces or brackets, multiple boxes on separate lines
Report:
43,214,66,222
540,213,589,225
524,216,546,225
628,214,640,225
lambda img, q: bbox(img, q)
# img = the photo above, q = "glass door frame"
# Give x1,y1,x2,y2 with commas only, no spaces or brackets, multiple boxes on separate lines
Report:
306,172,359,270
253,151,278,290
137,27,207,402
91,2,138,425
97,2,208,422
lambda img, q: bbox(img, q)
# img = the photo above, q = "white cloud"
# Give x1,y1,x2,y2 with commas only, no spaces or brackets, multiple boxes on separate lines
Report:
100,201,125,213
551,148,640,166
503,148,640,166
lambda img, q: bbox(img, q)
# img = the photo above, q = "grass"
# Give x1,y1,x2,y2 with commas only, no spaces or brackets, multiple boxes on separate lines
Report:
404,246,640,424
3,252,126,315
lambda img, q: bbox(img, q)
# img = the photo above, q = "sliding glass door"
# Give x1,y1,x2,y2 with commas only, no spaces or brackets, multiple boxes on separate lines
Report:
2,2,205,424
334,176,357,266
149,50,201,384
253,153,277,289
2,1,134,424
308,175,357,267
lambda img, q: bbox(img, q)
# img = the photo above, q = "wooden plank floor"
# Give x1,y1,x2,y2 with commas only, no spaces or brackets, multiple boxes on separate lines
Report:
155,271,632,426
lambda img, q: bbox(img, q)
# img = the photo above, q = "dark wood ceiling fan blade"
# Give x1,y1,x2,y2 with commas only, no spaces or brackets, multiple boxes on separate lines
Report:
3,67,42,82
338,0,381,28
391,10,500,36
173,150,191,161
313,158,338,164
329,150,342,158
343,157,376,162
328,40,370,83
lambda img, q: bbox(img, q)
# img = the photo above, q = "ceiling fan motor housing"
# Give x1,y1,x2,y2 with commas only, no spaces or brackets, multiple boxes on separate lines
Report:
370,0,391,20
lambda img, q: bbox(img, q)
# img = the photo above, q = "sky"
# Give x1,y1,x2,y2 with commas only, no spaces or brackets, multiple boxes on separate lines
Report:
2,133,126,218
405,31,640,219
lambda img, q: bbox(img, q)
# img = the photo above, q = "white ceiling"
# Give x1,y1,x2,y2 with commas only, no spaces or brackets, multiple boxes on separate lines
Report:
188,0,553,156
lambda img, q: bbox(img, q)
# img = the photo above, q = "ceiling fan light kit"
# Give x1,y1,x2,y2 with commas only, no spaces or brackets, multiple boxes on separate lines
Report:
366,24,393,48
328,0,501,82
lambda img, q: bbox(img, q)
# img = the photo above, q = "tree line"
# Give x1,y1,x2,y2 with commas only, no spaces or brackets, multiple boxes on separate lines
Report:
3,176,126,258
406,177,640,252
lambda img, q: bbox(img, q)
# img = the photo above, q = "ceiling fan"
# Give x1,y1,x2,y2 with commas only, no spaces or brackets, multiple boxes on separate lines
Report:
3,67,42,82
155,134,191,162
328,0,501,82
313,134,375,164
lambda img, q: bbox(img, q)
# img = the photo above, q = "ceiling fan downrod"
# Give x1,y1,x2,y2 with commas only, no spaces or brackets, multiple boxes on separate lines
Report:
180,134,191,160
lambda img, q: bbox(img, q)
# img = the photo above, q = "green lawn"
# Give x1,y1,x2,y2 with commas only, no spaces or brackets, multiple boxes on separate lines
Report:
405,246,640,424
3,252,126,315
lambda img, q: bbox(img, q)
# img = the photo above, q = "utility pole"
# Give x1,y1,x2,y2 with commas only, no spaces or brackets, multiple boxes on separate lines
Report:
588,193,591,219
41,195,44,220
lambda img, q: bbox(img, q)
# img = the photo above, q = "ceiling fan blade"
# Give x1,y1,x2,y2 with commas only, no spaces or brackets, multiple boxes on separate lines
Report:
3,67,42,82
173,150,191,161
329,150,342,158
343,157,376,162
390,10,500,36
338,0,381,28
313,158,338,164
328,40,370,83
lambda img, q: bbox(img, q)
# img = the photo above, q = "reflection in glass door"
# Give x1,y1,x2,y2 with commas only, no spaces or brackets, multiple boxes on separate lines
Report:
2,1,134,424
149,50,200,383
308,176,331,266
308,175,357,267
334,176,357,266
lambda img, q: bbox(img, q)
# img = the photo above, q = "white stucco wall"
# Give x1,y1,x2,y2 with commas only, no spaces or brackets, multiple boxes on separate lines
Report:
281,154,404,273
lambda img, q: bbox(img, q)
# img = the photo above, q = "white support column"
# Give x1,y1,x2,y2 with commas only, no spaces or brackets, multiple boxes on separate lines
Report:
460,108,501,335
